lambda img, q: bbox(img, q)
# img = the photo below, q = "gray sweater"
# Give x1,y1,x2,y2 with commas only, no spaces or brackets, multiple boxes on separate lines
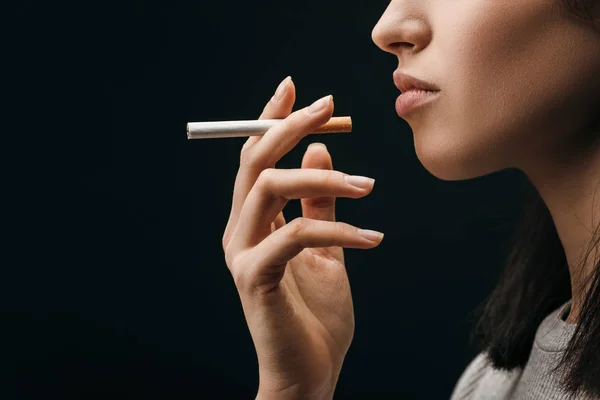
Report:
450,300,597,399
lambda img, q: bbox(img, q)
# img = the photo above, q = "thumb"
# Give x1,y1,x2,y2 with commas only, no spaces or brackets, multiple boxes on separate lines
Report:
300,142,336,222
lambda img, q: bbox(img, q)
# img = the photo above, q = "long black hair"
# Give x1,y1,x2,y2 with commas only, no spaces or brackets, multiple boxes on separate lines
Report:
473,1,600,398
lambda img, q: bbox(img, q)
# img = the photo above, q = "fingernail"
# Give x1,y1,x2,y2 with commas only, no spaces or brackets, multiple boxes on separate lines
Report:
308,142,327,151
307,95,332,113
345,175,375,189
358,229,384,242
273,76,291,101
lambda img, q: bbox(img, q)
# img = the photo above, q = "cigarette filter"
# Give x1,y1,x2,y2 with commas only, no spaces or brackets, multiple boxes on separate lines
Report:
187,116,352,139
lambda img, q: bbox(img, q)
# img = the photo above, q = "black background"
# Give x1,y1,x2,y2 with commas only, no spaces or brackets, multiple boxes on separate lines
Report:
5,1,531,398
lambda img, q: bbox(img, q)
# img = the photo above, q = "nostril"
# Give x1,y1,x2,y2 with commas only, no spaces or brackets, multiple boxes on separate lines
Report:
391,42,415,51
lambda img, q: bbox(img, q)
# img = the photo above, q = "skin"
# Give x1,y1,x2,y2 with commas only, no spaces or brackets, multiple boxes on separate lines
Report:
224,1,600,399
371,0,600,322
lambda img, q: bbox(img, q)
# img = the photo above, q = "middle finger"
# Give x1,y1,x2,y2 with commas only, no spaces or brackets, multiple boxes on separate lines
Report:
232,167,374,249
245,94,334,171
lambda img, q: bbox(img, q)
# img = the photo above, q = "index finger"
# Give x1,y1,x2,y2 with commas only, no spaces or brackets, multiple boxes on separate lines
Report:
242,76,295,152
223,77,296,249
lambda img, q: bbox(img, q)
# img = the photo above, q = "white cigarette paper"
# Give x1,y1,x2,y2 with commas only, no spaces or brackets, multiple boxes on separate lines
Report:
187,116,352,139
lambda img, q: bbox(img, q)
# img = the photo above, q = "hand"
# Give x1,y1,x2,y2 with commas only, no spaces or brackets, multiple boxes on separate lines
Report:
221,76,384,400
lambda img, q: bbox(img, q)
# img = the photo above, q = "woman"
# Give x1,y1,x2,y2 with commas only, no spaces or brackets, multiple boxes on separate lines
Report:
220,0,600,398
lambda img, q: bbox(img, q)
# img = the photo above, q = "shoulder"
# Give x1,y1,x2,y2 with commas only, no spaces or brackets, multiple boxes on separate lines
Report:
450,353,490,400
450,352,522,400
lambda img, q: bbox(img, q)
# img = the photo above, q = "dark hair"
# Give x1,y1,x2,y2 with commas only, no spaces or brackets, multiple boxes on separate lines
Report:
563,0,599,21
472,1,600,398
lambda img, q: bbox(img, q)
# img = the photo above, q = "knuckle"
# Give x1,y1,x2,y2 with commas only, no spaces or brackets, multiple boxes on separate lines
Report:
227,250,248,287
221,234,228,252
241,137,253,153
240,147,266,170
289,217,310,237
255,168,276,190
239,147,256,168
224,245,236,269
232,267,247,289
319,171,337,187
239,147,250,165
336,222,351,236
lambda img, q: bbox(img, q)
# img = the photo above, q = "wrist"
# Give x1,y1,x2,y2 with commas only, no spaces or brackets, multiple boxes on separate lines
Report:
256,382,335,400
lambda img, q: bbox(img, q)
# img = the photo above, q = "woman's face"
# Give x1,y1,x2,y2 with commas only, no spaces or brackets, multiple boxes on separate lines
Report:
371,0,600,181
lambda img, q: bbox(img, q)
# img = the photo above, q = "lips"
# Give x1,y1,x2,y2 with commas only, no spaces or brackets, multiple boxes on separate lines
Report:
393,71,440,93
393,71,441,117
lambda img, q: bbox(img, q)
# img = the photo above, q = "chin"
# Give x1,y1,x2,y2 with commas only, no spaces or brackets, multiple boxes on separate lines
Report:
416,155,477,181
411,126,501,182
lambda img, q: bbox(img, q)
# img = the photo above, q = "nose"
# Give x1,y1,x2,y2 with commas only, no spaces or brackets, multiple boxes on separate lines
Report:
371,3,432,57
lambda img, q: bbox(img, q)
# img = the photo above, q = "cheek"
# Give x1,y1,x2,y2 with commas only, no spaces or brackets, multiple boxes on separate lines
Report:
417,1,600,180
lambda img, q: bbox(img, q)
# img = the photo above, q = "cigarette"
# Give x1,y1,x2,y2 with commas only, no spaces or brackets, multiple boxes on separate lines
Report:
186,116,352,139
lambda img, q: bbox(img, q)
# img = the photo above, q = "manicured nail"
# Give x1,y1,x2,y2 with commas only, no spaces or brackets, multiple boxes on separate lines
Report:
358,229,384,242
308,142,327,150
345,175,375,189
273,76,291,102
307,95,332,113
